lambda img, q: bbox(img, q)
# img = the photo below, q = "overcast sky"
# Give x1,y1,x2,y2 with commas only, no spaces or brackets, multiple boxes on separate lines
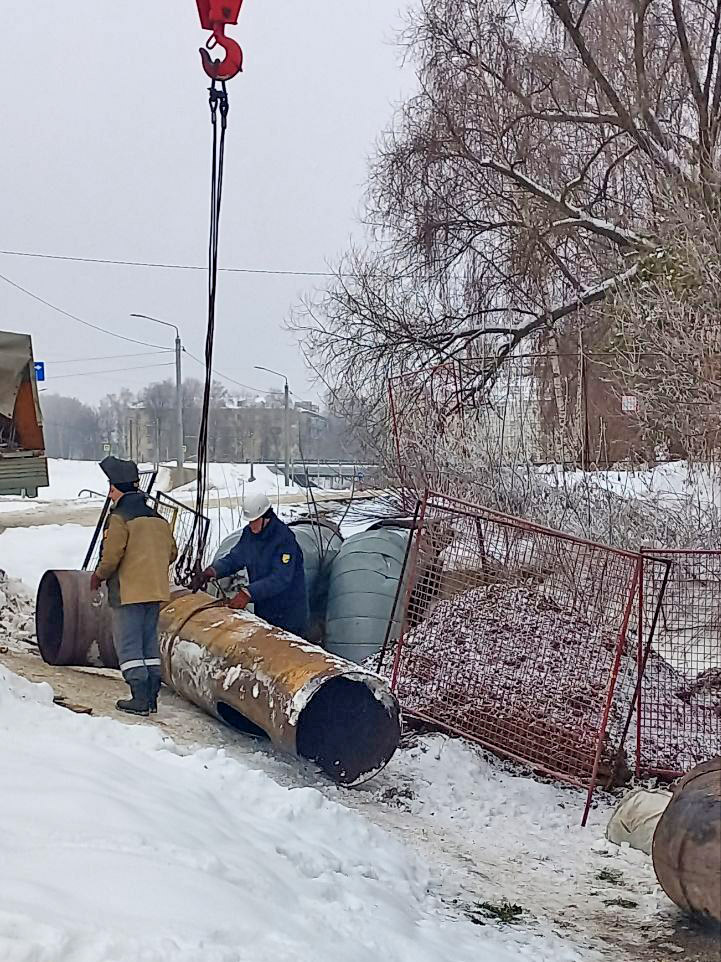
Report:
0,1,413,405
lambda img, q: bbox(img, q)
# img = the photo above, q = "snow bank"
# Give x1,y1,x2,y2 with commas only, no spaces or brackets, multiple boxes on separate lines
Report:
0,571,34,650
43,458,108,500
175,462,304,499
0,524,90,592
0,666,543,962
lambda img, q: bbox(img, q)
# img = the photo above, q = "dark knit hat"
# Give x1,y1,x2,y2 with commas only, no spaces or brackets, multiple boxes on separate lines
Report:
99,456,140,486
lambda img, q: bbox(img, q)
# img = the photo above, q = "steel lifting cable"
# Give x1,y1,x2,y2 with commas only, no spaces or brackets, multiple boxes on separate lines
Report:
178,79,230,588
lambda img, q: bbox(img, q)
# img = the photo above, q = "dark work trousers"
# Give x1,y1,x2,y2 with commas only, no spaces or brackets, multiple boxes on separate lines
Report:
112,602,162,685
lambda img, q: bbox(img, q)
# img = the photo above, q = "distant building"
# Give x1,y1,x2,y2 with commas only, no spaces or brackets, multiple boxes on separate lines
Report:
130,396,327,466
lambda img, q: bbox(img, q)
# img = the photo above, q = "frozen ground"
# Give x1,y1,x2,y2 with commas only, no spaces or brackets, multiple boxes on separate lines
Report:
0,524,91,591
174,461,304,499
1,493,717,961
0,660,609,962
540,460,720,510
0,459,304,512
0,565,707,962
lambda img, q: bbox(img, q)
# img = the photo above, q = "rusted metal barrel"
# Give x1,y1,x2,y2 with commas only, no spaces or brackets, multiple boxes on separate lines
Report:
652,757,721,923
35,571,401,785
36,569,118,668
159,592,401,785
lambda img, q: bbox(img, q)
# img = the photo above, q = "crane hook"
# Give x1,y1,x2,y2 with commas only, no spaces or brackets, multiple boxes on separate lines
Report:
200,26,244,81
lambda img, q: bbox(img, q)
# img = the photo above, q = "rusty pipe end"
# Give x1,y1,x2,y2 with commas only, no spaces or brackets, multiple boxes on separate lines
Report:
36,570,117,669
294,672,401,786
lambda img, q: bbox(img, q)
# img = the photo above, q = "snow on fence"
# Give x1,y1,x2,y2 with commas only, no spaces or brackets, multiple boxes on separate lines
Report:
378,492,654,824
635,549,721,778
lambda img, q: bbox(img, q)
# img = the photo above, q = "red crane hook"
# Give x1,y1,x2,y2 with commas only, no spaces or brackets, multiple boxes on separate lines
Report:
196,1,245,81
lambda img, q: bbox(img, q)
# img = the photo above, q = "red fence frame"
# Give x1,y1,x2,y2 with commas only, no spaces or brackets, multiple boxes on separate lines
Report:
381,491,657,825
635,548,721,778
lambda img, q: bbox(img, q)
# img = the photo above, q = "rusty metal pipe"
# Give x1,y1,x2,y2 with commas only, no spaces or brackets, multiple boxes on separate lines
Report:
35,572,401,785
652,757,721,923
159,592,401,785
36,570,117,668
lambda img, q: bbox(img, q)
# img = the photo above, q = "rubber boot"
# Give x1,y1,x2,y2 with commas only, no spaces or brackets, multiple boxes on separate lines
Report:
148,675,161,714
116,680,150,717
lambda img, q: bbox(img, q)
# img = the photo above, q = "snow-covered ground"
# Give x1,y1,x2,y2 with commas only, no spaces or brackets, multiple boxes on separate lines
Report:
174,461,304,500
540,460,720,509
1,469,709,961
0,459,309,517
0,524,91,591
1,662,614,962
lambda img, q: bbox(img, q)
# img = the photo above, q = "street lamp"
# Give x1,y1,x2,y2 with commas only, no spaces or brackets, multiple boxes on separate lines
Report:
254,365,290,487
130,313,184,470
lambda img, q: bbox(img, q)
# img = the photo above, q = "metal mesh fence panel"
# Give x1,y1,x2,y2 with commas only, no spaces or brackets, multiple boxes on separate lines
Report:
637,549,721,777
154,492,210,580
380,492,648,819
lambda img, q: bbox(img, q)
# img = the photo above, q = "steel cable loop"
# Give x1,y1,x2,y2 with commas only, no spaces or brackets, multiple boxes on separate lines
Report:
178,79,230,588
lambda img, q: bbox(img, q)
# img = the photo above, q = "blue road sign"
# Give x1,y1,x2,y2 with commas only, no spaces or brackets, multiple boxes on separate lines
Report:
34,361,45,382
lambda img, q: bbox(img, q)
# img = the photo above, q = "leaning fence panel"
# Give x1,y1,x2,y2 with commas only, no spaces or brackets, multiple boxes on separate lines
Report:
380,492,651,818
637,549,721,778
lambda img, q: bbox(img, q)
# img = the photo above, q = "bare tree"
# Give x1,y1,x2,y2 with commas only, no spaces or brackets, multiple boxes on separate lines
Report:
294,0,721,416
609,187,721,465
41,395,101,460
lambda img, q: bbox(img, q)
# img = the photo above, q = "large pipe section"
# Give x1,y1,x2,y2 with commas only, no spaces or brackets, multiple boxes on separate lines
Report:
36,569,118,668
35,571,401,786
159,592,401,785
652,757,721,923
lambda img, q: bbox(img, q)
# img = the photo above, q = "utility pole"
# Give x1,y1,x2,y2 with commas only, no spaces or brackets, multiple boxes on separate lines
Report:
283,379,291,487
174,331,183,470
130,313,184,469
255,366,291,487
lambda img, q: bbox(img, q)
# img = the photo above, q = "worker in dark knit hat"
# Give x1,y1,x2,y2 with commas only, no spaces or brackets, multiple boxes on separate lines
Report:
91,457,177,716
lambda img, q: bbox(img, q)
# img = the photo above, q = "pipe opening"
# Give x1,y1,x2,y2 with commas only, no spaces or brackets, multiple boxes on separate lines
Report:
36,571,64,663
296,676,400,786
217,702,270,740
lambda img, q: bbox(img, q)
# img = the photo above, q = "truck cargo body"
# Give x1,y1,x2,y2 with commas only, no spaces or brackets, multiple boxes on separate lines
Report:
0,330,48,496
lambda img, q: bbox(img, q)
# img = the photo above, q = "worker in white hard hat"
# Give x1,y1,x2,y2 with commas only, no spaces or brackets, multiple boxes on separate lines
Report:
197,491,308,636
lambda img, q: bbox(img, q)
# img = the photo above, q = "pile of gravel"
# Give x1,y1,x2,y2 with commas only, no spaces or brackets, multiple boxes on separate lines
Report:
384,583,719,780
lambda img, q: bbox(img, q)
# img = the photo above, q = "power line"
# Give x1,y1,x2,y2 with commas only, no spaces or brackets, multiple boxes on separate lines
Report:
50,351,173,365
0,270,167,350
0,248,337,278
49,362,175,380
183,349,269,394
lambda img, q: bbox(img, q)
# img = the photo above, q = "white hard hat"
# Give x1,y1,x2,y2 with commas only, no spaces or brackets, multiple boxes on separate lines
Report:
243,491,272,523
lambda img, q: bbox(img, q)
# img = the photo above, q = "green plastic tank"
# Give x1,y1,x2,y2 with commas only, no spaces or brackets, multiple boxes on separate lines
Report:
289,520,343,642
324,526,411,664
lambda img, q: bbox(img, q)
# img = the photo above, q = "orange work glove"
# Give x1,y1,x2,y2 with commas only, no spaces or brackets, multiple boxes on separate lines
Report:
227,589,251,611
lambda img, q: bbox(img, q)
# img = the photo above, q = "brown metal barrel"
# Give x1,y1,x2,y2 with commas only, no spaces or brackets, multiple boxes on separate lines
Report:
35,569,118,668
159,592,401,786
652,757,721,923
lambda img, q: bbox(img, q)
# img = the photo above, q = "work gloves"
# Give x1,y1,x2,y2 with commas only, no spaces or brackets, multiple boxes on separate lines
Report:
191,566,217,592
90,572,102,593
227,589,251,611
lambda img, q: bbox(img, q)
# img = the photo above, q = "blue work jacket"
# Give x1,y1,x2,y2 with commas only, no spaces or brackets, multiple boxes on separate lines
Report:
213,512,308,637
